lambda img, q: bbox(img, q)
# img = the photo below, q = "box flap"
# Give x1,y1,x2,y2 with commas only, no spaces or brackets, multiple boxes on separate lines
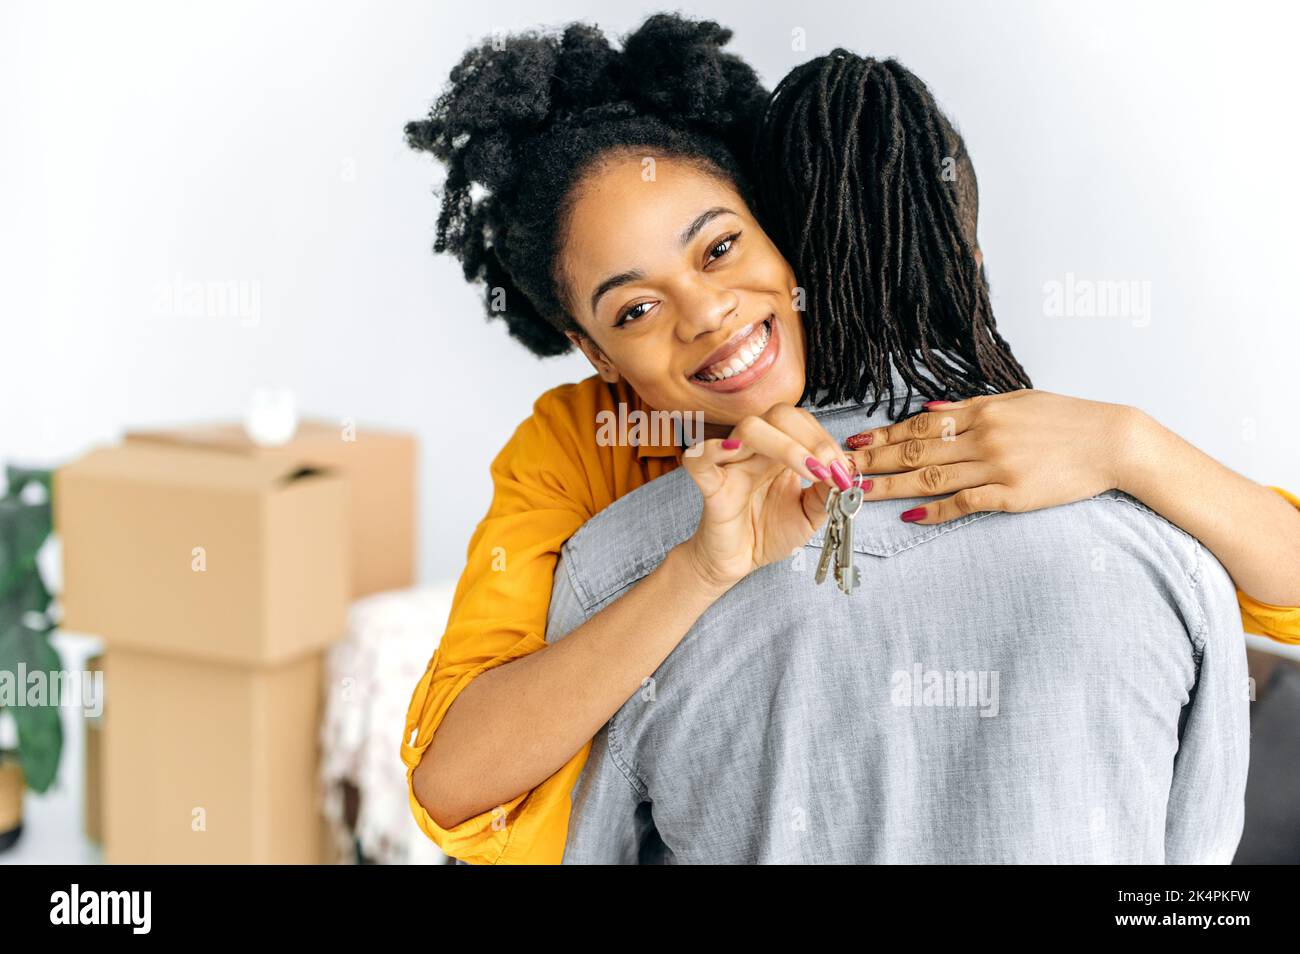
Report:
60,443,320,491
126,420,338,456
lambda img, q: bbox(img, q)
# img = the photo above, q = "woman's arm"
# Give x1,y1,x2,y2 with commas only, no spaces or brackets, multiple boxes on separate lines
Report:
843,390,1300,608
415,402,849,832
1118,412,1300,607
414,540,727,829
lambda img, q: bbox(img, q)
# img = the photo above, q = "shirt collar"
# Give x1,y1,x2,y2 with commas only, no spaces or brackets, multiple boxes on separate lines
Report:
801,358,966,417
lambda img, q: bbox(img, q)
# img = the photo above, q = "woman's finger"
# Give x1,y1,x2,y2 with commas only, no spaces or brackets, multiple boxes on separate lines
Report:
845,405,976,451
679,436,757,497
921,390,1030,412
895,484,1013,525
858,461,996,502
763,403,857,490
848,433,976,476
728,413,848,489
845,390,1034,449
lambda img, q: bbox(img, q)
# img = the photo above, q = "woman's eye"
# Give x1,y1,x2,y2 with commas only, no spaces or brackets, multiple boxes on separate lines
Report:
618,301,653,326
707,232,741,263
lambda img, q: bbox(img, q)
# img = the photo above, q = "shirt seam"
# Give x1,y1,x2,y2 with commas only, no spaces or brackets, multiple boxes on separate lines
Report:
1095,490,1208,667
1185,539,1209,670
563,532,596,614
604,710,649,800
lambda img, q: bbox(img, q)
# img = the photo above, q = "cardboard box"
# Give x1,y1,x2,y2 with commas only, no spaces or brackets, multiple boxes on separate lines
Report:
54,418,416,864
56,442,350,666
125,420,417,600
101,649,326,864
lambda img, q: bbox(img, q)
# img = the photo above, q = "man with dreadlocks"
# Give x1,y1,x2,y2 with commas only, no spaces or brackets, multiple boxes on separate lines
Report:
753,51,1030,413
402,16,1299,864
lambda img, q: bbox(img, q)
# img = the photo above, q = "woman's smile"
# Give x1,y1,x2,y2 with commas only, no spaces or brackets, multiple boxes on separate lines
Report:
687,315,780,393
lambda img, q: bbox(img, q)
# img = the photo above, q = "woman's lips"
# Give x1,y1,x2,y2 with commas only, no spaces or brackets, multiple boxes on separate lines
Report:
688,317,780,393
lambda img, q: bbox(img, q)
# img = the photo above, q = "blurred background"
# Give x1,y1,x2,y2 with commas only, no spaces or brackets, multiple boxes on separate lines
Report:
1,0,1296,864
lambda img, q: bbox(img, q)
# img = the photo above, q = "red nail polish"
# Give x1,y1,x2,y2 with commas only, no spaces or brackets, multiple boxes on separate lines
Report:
846,432,873,449
829,460,852,491
722,438,741,450
900,506,927,522
923,401,949,410
805,456,831,482
855,477,873,492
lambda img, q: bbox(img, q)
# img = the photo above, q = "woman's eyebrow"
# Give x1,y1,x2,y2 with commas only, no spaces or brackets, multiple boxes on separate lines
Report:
678,206,735,247
588,206,737,315
589,269,645,315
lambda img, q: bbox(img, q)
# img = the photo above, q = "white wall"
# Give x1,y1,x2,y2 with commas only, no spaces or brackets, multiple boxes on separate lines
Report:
3,0,1296,585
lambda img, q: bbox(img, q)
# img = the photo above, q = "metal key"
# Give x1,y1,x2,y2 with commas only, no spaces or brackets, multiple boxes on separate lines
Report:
834,486,864,594
814,486,841,585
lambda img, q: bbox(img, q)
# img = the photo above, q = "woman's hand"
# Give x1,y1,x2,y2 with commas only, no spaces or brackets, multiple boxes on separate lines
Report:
843,389,1146,524
681,404,856,590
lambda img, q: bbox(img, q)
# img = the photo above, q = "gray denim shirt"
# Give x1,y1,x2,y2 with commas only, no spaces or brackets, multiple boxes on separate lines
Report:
545,388,1250,864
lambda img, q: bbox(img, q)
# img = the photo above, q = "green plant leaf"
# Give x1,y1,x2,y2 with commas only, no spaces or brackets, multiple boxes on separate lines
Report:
8,697,61,793
0,496,53,600
0,555,51,625
0,620,63,793
3,467,53,499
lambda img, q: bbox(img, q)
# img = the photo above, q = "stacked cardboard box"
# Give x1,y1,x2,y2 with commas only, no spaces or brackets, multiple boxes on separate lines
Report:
55,421,416,863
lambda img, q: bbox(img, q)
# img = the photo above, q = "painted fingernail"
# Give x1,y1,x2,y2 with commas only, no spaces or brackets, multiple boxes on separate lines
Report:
855,477,873,492
829,460,852,491
923,401,950,410
805,456,831,482
722,438,742,450
900,506,927,523
846,432,873,449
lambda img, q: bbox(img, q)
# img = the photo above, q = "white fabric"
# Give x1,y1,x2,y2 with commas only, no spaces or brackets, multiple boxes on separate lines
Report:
319,583,456,865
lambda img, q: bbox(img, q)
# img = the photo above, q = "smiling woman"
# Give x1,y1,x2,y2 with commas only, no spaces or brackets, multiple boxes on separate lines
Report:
400,13,868,864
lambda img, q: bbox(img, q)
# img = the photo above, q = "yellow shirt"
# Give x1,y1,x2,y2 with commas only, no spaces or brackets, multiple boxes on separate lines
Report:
401,375,1300,864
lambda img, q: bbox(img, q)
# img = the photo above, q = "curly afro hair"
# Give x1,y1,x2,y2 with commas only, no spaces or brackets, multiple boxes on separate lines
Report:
405,13,770,357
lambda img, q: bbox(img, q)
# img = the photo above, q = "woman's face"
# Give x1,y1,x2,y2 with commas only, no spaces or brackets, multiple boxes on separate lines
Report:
558,153,807,428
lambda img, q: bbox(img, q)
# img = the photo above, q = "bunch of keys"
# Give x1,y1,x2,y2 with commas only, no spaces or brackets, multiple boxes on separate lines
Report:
815,482,864,595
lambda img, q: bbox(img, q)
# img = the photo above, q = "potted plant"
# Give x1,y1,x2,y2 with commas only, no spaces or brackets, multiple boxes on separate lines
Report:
0,466,62,852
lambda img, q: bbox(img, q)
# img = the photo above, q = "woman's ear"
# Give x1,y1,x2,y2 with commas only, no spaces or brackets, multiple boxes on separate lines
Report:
565,331,621,383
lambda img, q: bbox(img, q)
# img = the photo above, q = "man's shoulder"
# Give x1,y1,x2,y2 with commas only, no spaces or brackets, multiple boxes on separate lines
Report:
551,392,1230,625
557,465,699,613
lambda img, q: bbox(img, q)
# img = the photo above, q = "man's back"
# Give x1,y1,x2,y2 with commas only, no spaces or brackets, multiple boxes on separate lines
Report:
546,394,1250,863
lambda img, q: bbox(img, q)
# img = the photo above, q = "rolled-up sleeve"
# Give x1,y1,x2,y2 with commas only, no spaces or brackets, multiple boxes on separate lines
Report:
1236,487,1300,645
399,389,603,864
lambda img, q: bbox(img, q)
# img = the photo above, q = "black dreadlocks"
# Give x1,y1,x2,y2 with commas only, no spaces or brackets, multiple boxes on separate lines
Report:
752,50,1032,416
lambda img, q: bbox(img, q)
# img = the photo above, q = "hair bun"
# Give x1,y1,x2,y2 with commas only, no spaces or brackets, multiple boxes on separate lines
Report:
406,13,768,357
620,15,752,129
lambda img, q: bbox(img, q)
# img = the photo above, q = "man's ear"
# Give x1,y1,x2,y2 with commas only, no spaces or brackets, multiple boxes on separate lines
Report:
565,331,621,383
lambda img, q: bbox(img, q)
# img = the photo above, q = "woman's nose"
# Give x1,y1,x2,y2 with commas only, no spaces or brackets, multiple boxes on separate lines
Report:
675,283,741,342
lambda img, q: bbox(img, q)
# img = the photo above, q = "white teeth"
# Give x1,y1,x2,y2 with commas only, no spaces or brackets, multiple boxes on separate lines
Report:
694,320,770,382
